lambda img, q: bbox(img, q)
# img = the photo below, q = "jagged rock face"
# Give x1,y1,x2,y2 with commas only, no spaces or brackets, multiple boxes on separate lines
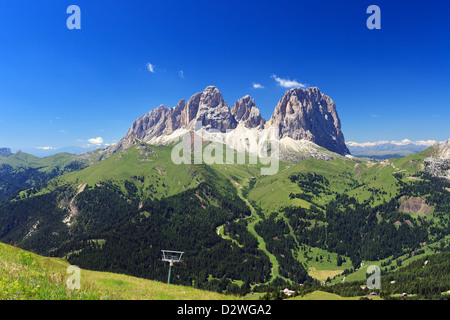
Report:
111,85,350,158
122,86,237,146
189,86,237,132
182,93,201,127
125,104,173,142
231,95,266,128
268,87,349,155
430,139,450,159
171,99,186,129
424,139,450,180
424,158,450,181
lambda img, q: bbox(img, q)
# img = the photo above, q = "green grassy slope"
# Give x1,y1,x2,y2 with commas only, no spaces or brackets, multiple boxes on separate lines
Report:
289,290,380,300
0,152,71,169
0,151,96,200
245,149,446,283
2,141,448,299
247,157,377,213
0,242,235,300
0,149,104,171
15,143,204,201
248,149,436,214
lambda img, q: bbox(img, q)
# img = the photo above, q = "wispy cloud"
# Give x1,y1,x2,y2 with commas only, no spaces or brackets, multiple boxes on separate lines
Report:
252,83,264,89
146,62,155,73
49,116,62,123
271,74,307,88
178,70,185,78
88,137,104,145
35,146,56,150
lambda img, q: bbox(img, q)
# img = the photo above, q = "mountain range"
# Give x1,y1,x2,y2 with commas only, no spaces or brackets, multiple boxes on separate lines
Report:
346,140,439,159
1,85,450,300
107,86,349,159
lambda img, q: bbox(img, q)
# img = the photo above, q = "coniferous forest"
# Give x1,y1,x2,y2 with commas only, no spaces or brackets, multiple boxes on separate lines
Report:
0,154,449,298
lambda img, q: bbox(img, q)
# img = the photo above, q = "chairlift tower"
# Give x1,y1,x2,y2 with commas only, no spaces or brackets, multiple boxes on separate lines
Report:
161,250,184,284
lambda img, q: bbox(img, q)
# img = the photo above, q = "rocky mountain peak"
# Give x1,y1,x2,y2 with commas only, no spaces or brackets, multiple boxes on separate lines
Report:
231,95,266,129
268,87,349,155
199,86,223,106
119,86,237,147
111,85,349,158
185,86,237,132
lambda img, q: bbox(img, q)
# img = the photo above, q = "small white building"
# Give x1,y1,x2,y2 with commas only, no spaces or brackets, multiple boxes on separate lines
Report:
282,288,295,296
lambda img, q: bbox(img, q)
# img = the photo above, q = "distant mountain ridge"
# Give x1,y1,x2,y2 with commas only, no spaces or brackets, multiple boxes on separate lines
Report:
109,85,350,158
347,140,438,159
0,149,104,200
0,148,12,157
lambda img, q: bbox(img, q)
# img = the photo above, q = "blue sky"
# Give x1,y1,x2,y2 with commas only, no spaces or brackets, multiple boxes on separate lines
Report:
0,0,449,154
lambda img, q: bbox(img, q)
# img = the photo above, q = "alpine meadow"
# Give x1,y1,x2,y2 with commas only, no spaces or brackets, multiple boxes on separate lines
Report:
1,1,450,306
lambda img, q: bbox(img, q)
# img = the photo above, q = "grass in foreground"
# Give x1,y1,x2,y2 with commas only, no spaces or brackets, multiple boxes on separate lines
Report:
0,242,235,300
289,290,382,300
0,243,104,300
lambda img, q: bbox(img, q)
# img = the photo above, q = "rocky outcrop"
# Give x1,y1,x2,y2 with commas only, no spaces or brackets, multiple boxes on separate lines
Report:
190,86,237,132
424,139,450,180
126,104,173,142
121,86,237,144
268,87,349,155
424,157,450,181
109,85,350,158
231,95,265,129
398,196,434,215
429,139,450,159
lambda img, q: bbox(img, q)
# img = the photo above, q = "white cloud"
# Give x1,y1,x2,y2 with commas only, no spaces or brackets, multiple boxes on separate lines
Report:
271,74,307,88
392,139,412,145
88,137,104,145
252,83,264,89
178,70,185,78
346,141,386,147
35,146,56,150
347,139,437,147
415,140,439,146
146,62,155,73
393,139,437,146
